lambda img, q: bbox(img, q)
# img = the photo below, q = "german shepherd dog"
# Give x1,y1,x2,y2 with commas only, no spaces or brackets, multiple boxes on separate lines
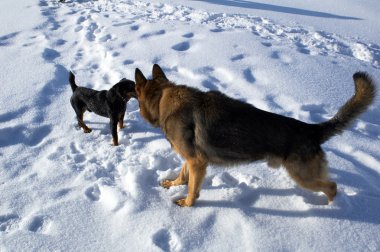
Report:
135,64,375,207
69,72,136,146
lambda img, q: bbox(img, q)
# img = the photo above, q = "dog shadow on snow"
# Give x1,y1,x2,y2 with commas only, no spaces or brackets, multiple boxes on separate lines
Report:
196,188,380,225
195,153,380,225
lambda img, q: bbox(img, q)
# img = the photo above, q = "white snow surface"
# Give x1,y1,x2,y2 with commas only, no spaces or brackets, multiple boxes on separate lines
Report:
1,0,380,251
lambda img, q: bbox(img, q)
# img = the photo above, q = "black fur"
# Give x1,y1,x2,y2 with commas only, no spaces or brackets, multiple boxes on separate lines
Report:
69,71,136,145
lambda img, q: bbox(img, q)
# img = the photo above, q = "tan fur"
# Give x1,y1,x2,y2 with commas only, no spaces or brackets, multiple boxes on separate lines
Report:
283,151,336,203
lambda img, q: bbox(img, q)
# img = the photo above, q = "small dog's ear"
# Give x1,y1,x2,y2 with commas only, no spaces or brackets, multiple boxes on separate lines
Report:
152,64,167,80
135,68,147,86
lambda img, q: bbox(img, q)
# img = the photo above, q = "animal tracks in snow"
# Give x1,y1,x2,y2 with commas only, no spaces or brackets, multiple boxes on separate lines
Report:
152,229,182,251
42,48,60,61
87,0,379,68
130,24,140,31
24,215,52,234
140,29,166,39
243,68,256,83
171,41,190,52
0,214,20,233
231,53,245,61
0,213,52,234
85,184,101,201
86,22,99,42
0,32,19,47
70,142,87,164
172,41,190,52
182,32,194,38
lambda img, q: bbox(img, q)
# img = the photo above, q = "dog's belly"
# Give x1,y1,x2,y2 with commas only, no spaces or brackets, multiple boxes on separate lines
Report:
208,151,264,165
85,101,109,118
87,106,108,117
203,142,267,164
194,128,272,164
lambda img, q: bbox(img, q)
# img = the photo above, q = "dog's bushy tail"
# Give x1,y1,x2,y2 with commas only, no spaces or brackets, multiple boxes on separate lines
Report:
69,71,77,92
318,72,376,143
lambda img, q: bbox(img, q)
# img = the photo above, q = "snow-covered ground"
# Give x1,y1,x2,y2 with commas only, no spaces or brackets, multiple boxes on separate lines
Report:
0,0,379,251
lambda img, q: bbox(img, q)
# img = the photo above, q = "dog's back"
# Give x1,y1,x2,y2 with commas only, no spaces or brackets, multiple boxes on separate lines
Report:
173,89,316,164
69,72,109,117
161,73,375,165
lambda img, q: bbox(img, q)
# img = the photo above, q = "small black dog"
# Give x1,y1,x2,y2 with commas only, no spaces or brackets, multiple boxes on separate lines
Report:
69,72,136,146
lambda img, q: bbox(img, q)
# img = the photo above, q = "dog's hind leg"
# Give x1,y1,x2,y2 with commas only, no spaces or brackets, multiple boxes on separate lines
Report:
175,155,208,207
303,179,337,203
71,97,92,133
74,106,92,133
284,152,337,203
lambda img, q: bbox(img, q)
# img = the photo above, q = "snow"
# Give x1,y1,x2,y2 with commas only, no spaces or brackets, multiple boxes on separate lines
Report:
0,0,379,251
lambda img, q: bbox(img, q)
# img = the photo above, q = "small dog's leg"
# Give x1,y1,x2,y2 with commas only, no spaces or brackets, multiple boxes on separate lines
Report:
118,113,125,129
161,162,189,188
77,114,92,133
175,156,207,207
110,117,118,146
79,120,92,133
73,106,92,133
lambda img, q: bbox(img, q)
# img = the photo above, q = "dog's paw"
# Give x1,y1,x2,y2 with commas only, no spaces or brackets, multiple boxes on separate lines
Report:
112,138,119,146
160,180,173,189
175,198,191,207
83,128,92,133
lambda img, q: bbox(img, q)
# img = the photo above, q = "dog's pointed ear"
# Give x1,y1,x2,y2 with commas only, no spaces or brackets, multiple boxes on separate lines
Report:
152,64,167,80
135,68,147,86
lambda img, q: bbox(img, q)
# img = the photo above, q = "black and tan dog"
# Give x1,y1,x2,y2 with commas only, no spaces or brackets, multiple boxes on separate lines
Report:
135,64,375,207
69,72,136,146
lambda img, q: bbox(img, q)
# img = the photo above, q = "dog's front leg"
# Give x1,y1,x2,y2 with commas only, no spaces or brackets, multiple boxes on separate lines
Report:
161,162,189,188
175,157,207,207
110,116,118,146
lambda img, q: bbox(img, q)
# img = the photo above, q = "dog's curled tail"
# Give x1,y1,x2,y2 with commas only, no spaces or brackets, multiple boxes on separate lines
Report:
318,72,376,143
69,71,78,92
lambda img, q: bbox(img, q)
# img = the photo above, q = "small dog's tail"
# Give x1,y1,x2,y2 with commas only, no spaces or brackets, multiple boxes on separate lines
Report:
69,71,78,92
318,72,376,143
